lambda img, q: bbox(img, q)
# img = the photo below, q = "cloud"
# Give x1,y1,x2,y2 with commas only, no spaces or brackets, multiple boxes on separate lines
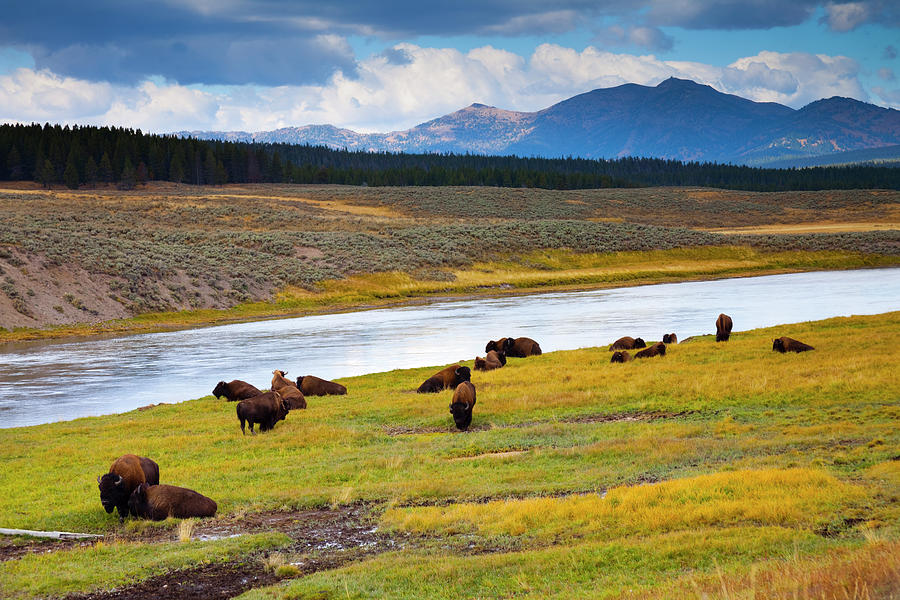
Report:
647,0,819,29
0,45,879,134
595,25,675,51
872,86,900,106
821,2,871,31
878,67,896,81
885,45,898,60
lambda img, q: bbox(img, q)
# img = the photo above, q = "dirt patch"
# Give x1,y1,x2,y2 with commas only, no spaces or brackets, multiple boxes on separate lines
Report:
0,535,89,562
57,504,406,600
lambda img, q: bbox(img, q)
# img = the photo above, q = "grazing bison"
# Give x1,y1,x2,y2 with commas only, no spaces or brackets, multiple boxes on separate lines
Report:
716,314,733,342
610,351,633,363
474,350,506,371
662,333,678,344
97,454,160,519
449,381,477,431
609,336,646,351
128,483,217,520
485,337,542,358
772,337,815,353
236,391,290,434
212,380,261,402
635,342,666,359
296,375,347,396
417,365,471,393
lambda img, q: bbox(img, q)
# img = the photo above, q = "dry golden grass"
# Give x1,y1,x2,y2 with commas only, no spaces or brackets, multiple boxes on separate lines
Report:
706,222,900,234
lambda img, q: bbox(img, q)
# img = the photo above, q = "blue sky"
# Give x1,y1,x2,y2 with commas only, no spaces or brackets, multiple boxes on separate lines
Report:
0,1,897,133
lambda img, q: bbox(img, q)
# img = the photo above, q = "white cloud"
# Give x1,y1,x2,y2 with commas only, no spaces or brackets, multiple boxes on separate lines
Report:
0,45,882,134
823,2,871,31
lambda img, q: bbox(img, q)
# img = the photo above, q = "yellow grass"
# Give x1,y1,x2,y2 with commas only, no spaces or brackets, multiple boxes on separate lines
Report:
706,222,900,234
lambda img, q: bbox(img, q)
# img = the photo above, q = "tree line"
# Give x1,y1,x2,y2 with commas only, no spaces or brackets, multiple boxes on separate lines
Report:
1,122,897,191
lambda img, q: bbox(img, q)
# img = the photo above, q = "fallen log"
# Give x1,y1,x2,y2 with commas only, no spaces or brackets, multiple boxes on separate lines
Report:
0,528,103,540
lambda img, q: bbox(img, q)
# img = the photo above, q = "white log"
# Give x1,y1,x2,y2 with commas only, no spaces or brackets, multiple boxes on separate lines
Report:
0,528,103,540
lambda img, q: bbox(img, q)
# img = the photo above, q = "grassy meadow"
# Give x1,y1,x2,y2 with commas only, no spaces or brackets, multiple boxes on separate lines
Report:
0,312,897,598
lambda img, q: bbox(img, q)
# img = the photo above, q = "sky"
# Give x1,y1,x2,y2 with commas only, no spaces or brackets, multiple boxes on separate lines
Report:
0,1,897,134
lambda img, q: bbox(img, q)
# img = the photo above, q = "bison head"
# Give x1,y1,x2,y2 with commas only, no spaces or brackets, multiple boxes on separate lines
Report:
212,381,228,399
273,369,287,377
610,351,630,363
633,337,647,349
98,472,126,515
449,401,474,431
453,366,471,386
295,376,304,388
127,482,150,518
772,338,784,352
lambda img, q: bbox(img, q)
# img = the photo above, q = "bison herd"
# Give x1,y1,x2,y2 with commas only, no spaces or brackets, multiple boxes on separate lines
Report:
101,313,815,522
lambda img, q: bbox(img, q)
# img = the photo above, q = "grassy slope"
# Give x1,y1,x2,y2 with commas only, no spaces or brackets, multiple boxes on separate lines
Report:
0,313,897,598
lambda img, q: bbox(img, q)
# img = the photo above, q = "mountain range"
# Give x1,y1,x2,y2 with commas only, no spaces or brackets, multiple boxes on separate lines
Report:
178,78,900,167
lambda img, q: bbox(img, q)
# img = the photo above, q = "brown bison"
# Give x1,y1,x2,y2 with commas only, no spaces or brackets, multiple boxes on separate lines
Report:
271,369,295,392
610,351,633,363
716,314,733,342
97,454,160,519
296,375,347,396
609,336,646,351
772,337,815,353
212,380,261,402
236,391,290,434
635,342,666,359
474,350,506,371
449,381,477,431
128,483,217,520
485,337,542,358
417,364,471,393
662,333,678,344
269,370,305,409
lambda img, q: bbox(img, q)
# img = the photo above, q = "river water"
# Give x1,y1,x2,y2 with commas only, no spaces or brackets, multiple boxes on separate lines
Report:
1,268,897,429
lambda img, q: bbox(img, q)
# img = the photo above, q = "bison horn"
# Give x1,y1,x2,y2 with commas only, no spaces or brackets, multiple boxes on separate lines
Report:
114,474,123,486
97,475,102,485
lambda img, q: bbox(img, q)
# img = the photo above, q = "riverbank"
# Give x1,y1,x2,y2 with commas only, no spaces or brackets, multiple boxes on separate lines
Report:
0,312,897,598
1,183,897,342
2,246,897,344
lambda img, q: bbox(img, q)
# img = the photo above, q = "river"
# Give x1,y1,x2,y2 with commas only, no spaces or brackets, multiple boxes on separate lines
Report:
1,268,897,428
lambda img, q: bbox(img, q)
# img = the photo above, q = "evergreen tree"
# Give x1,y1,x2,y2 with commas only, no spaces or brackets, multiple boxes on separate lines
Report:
98,152,113,183
6,146,23,180
84,155,98,184
119,157,136,190
63,158,80,189
37,159,55,188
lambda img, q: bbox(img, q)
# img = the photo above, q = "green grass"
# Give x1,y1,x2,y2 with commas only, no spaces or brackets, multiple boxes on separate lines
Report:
0,312,897,598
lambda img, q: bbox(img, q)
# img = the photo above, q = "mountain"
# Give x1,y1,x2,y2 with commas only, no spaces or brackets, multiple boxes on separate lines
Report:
178,78,900,166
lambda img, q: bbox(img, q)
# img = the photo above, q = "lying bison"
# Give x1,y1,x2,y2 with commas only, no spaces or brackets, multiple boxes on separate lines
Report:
98,454,160,520
662,333,678,344
449,381,477,431
635,342,666,359
417,364,471,393
237,391,290,434
270,370,306,409
609,336,646,351
474,350,506,371
212,380,261,402
772,337,815,353
485,337,542,358
128,482,217,520
610,351,633,363
296,375,347,396
716,314,733,342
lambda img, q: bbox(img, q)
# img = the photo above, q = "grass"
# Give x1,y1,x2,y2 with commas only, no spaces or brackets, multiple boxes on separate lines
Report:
0,312,897,598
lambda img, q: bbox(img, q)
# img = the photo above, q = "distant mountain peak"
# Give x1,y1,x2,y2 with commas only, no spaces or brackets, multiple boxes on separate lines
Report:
176,78,900,166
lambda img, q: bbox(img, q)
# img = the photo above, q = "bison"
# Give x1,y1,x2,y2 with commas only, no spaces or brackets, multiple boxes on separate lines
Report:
662,333,678,344
97,454,160,519
609,336,646,351
271,369,295,392
212,380,261,402
296,375,347,396
716,314,733,342
128,482,217,520
269,370,306,408
610,351,633,363
772,337,815,353
449,381,477,431
417,364,471,393
485,337,542,358
236,391,290,434
474,350,506,371
635,342,666,359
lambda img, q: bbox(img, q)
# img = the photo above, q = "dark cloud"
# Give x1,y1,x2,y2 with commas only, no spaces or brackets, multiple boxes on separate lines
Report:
0,1,897,86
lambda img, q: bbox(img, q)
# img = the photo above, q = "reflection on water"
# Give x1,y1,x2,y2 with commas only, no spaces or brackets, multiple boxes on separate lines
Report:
1,268,897,428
